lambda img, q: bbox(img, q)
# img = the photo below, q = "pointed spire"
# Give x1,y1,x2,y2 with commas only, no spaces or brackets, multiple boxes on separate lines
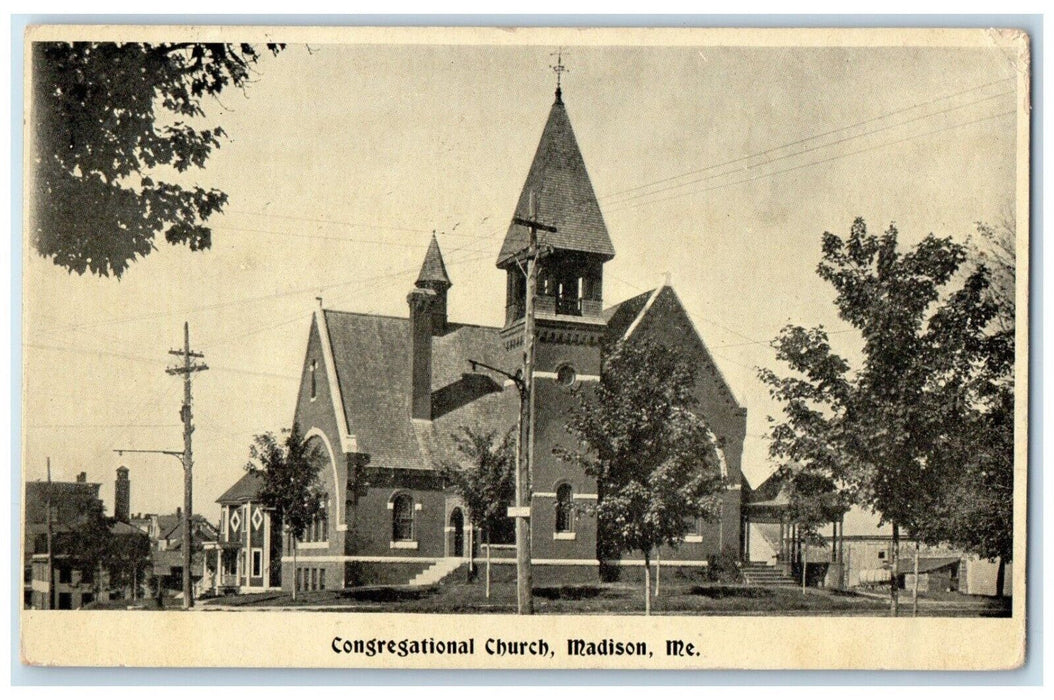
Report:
416,232,451,289
496,90,615,267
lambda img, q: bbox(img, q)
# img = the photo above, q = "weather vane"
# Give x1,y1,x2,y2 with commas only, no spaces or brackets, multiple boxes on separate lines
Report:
550,48,569,98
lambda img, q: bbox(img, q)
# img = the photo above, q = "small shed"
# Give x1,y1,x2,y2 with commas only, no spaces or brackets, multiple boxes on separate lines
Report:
897,556,961,593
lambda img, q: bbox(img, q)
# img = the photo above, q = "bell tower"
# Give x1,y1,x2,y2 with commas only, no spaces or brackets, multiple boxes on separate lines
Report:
497,81,615,566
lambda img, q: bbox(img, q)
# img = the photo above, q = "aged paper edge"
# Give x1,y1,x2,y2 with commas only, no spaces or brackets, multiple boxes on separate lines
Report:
18,24,1030,671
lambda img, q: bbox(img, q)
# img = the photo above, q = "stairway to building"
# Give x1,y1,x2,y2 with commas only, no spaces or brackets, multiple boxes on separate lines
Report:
740,562,798,586
408,558,464,587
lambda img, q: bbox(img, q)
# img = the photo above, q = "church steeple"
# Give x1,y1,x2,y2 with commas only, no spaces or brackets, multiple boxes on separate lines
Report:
413,233,451,335
416,232,451,290
496,90,615,268
498,84,614,329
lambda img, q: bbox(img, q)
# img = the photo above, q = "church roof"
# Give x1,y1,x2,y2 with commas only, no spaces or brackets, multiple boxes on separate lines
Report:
496,92,615,266
416,234,451,287
322,310,518,471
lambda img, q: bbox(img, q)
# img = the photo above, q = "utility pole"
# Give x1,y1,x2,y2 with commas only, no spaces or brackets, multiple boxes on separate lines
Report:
509,190,556,615
45,457,54,610
166,321,208,609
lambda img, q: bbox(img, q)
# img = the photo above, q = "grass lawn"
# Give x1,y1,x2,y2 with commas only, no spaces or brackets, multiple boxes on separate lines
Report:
199,580,1011,616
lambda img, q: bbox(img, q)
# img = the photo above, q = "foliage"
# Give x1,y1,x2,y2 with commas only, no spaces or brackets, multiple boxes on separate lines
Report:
558,337,726,564
759,218,1013,559
704,545,743,583
30,41,283,277
438,427,516,545
103,528,152,593
245,422,325,542
59,497,111,586
970,215,1016,333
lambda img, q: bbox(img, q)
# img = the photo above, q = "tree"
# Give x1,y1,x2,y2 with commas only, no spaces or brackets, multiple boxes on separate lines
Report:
777,469,850,591
970,215,1016,333
759,218,1011,614
61,497,112,599
245,423,324,600
30,41,283,277
930,216,1015,594
558,337,726,615
103,528,152,601
438,427,516,592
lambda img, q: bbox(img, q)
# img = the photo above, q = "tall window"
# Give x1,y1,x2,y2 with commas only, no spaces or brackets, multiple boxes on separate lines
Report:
310,359,318,399
392,494,414,541
555,484,574,533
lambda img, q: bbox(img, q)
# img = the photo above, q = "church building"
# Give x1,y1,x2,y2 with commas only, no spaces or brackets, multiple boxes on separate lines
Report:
284,83,747,590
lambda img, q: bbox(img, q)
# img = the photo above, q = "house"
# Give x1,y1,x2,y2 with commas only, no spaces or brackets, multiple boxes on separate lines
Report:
135,509,219,599
741,471,1010,595
283,82,747,591
23,470,144,609
210,471,282,594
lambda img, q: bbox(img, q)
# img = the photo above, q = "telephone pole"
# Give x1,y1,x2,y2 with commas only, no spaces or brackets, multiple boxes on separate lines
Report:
166,322,208,609
45,457,54,610
509,190,556,615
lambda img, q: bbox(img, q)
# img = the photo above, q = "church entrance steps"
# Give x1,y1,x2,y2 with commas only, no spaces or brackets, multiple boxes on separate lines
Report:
408,558,464,587
740,563,798,587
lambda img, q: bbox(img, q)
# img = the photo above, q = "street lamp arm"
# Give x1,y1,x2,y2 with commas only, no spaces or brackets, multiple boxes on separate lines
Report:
467,359,525,395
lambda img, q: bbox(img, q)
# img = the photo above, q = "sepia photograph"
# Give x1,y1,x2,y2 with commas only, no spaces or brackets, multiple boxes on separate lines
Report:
18,25,1029,670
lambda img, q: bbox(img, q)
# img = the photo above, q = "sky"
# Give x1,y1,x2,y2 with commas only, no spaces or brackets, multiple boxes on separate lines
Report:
22,33,1023,529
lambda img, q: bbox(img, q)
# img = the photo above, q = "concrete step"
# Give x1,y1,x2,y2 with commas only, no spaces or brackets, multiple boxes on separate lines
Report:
740,564,798,586
408,558,463,587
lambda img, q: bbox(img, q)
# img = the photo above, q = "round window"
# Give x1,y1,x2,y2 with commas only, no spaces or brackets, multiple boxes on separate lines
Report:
556,364,577,387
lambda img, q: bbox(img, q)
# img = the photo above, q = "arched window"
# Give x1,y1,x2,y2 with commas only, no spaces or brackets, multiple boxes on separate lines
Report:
555,484,574,533
392,494,414,541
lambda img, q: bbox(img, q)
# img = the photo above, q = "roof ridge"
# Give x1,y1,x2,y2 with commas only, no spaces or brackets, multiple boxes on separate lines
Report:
323,308,502,331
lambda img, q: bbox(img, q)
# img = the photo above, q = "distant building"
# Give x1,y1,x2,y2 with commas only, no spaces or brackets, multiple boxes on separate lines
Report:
132,509,219,600
114,466,130,523
741,471,1010,596
24,472,105,609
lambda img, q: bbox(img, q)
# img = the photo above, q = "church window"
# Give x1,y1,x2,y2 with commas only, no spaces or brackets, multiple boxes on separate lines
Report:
310,359,318,400
319,569,326,590
392,494,414,541
556,364,577,387
555,484,574,533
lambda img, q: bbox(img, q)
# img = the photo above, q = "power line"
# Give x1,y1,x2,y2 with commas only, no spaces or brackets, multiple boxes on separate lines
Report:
609,89,1013,209
225,209,487,238
607,94,1014,212
25,341,299,381
599,77,1014,203
27,423,182,429
607,108,1015,214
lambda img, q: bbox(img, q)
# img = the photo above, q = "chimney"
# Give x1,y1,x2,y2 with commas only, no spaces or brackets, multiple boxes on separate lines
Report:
176,506,182,518
407,286,436,420
76,471,86,483
115,466,130,523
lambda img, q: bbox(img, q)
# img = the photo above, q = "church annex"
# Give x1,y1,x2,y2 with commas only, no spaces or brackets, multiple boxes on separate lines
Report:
283,85,747,590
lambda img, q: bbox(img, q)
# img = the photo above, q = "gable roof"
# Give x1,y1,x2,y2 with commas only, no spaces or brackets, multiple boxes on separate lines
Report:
603,285,742,409
216,472,266,505
416,234,451,288
321,310,518,471
497,92,615,266
895,557,961,575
